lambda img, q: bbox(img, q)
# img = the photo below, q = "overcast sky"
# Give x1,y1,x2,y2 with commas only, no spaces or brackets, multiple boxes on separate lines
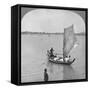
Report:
21,8,85,33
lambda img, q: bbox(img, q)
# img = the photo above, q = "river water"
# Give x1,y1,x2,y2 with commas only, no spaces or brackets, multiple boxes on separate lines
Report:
21,34,85,82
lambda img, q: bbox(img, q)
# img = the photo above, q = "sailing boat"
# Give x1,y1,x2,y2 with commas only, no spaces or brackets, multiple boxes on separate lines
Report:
47,25,77,65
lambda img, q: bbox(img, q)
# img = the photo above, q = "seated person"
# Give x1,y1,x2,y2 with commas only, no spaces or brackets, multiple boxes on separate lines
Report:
49,48,56,58
65,56,70,62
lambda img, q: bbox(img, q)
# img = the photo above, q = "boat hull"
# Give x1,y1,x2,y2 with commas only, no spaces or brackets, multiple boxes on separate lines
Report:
48,58,75,65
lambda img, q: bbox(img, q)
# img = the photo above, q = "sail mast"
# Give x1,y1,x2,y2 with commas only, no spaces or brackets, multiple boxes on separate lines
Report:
63,28,66,62
63,25,76,61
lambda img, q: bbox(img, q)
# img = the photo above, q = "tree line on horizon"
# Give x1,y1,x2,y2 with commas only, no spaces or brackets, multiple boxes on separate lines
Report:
21,31,85,35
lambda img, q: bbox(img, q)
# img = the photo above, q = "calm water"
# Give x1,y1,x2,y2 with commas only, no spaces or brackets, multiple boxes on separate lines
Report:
21,34,86,82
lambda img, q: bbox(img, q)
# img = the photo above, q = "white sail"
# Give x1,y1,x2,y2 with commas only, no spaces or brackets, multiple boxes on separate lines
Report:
63,25,77,58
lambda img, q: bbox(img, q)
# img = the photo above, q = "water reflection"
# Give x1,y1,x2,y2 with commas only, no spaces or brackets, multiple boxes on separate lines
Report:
46,61,63,80
47,61,54,73
63,65,75,80
46,60,79,80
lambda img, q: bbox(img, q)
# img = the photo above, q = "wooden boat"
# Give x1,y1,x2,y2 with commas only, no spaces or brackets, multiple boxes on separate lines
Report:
49,57,75,65
47,25,77,65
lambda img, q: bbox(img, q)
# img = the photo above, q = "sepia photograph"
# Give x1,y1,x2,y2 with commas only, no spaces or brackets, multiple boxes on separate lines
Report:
19,5,87,84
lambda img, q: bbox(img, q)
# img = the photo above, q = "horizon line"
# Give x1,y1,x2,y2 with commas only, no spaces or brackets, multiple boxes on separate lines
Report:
21,31,85,34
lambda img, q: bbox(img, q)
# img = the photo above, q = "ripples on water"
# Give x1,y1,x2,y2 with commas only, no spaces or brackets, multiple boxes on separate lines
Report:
21,34,85,82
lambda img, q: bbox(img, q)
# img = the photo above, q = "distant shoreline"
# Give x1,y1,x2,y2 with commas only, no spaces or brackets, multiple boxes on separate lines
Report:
21,32,86,35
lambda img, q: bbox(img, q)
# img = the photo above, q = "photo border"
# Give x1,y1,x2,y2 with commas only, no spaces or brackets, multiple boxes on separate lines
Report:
17,4,88,85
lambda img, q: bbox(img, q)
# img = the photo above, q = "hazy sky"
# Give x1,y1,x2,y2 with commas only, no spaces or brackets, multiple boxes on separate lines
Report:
21,7,85,33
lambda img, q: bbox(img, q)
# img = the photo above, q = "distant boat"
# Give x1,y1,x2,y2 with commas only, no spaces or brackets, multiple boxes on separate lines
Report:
47,25,77,65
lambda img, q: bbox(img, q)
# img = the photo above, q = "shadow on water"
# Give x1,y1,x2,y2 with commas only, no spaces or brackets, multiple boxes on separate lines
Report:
46,60,79,80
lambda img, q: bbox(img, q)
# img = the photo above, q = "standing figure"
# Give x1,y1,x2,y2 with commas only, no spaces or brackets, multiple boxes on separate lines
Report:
44,68,49,82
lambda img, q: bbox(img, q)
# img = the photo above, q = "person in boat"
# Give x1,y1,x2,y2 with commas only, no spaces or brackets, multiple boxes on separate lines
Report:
44,68,49,82
69,55,71,58
65,55,70,62
49,48,56,58
66,55,71,62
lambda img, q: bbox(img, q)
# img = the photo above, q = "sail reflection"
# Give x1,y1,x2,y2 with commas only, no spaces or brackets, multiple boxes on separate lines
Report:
63,65,79,80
